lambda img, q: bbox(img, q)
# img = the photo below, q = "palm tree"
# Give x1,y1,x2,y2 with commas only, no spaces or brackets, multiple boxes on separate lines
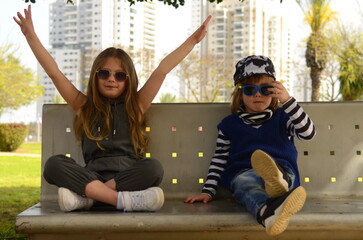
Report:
297,0,336,101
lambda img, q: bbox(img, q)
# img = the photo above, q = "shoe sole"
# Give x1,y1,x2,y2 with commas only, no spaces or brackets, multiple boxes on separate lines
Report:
251,150,288,198
266,186,306,236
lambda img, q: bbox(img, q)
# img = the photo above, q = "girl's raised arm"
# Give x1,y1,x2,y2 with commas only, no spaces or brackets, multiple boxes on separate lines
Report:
137,15,212,114
13,5,86,112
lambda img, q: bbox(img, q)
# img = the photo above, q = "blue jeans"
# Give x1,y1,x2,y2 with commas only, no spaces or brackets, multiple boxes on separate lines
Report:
230,167,295,220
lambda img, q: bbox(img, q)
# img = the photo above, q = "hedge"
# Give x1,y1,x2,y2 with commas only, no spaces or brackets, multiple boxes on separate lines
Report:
0,123,29,152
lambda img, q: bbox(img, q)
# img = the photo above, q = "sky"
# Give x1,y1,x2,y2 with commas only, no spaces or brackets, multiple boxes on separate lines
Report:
0,0,362,123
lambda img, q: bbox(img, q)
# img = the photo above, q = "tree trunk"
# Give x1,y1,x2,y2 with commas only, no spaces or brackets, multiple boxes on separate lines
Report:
306,33,327,102
310,67,322,102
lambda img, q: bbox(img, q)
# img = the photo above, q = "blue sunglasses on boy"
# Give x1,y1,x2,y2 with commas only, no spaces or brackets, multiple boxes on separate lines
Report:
240,85,274,96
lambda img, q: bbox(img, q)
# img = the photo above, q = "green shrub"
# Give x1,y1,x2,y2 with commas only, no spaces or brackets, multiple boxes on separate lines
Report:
0,123,29,152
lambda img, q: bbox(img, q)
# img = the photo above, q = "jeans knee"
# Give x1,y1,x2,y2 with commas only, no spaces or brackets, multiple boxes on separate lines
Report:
231,169,264,191
233,171,252,185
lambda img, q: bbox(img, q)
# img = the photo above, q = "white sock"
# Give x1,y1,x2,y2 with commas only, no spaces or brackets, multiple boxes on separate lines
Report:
116,192,124,210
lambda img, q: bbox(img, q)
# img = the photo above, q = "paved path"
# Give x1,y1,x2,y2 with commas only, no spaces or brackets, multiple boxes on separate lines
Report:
0,152,41,157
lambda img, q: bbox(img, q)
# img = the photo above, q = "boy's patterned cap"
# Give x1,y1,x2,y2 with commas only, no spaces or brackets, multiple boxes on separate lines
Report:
233,55,276,86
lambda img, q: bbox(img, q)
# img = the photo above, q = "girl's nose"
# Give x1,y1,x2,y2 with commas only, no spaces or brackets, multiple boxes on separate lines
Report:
107,74,116,82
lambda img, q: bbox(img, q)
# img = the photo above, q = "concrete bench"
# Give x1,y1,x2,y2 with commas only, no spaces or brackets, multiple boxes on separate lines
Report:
16,102,363,240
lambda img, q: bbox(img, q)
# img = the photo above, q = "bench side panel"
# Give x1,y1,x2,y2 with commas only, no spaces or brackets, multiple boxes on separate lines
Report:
41,104,83,202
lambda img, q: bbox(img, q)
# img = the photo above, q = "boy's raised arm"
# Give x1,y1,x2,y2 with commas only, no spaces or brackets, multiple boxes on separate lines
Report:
13,5,86,111
137,16,212,113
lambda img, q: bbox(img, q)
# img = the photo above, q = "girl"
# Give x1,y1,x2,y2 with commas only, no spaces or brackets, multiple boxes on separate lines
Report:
185,55,316,236
14,5,211,212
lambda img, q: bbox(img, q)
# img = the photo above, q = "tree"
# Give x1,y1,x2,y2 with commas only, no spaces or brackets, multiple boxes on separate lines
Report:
127,0,229,8
159,93,177,103
335,32,363,101
126,0,284,8
320,58,341,101
24,0,284,8
325,23,363,101
128,47,156,86
296,0,337,101
176,53,233,102
51,94,66,104
338,48,363,100
292,58,311,102
0,45,43,115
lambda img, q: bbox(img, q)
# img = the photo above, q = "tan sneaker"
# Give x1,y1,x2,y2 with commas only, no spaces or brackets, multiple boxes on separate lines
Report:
258,186,306,236
251,149,291,198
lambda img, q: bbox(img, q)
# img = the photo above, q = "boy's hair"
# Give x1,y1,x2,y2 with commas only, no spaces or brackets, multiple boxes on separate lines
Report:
74,47,149,158
230,75,279,114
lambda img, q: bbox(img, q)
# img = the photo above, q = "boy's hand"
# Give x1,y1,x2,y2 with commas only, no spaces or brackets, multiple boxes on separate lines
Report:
13,5,35,38
269,81,291,104
184,193,212,204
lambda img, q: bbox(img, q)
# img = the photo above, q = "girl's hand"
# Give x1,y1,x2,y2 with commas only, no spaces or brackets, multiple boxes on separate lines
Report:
190,15,212,44
13,5,35,38
269,81,291,104
184,193,212,204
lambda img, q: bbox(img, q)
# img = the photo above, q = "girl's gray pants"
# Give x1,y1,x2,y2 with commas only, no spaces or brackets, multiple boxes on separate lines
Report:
43,154,164,196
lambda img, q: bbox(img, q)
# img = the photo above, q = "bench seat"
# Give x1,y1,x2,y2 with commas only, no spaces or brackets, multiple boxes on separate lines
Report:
17,197,363,240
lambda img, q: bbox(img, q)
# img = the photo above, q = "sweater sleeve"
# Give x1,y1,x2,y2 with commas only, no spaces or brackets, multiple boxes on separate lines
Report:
282,97,316,141
201,130,230,197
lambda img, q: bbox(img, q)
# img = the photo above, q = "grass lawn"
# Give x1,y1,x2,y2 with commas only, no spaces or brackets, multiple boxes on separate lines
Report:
0,142,41,239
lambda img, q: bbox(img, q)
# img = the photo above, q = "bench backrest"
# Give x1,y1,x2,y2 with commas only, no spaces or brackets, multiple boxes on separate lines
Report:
41,103,363,202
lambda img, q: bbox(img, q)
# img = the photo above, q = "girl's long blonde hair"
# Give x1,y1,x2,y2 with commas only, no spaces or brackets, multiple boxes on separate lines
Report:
74,47,149,158
230,75,279,114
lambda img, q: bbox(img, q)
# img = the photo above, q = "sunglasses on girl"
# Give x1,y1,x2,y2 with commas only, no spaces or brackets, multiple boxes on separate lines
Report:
96,69,128,82
240,85,274,96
